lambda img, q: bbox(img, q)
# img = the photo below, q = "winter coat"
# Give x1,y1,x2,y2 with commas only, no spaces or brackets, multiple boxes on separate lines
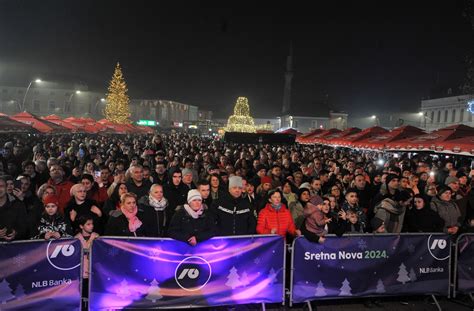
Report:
289,201,305,229
341,202,367,227
373,198,406,233
138,196,168,237
33,213,72,239
430,196,463,233
403,206,444,233
126,179,153,201
211,192,256,236
163,182,188,220
303,202,327,236
168,206,216,243
0,196,28,241
66,199,103,234
256,203,296,240
104,210,150,237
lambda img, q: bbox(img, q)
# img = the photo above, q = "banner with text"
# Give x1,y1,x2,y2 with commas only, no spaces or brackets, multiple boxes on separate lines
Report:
0,239,82,310
89,236,285,309
456,233,474,294
291,234,450,303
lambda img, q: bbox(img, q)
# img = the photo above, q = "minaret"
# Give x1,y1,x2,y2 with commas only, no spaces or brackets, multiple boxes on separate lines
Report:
282,42,293,114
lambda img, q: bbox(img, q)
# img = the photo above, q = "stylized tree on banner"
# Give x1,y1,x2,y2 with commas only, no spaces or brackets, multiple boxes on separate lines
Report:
145,279,162,302
268,268,277,285
241,272,250,287
104,62,131,124
0,279,14,304
338,278,352,296
409,268,417,282
13,284,25,300
397,263,410,284
375,279,386,294
315,280,327,297
116,279,131,299
225,266,242,289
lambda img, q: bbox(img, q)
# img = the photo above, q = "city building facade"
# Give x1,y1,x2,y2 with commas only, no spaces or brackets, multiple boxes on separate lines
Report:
420,95,474,131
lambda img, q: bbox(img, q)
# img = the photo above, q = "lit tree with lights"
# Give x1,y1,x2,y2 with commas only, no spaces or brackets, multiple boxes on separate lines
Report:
225,97,257,133
104,62,131,124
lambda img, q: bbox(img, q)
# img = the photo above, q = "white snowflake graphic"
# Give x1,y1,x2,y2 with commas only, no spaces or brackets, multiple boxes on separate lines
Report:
148,249,161,261
357,239,368,250
134,269,139,272
317,264,320,268
108,247,119,257
254,257,261,265
341,266,344,269
13,255,26,267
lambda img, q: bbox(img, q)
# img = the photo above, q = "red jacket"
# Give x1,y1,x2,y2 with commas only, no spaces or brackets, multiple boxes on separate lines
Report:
257,203,296,239
47,179,74,215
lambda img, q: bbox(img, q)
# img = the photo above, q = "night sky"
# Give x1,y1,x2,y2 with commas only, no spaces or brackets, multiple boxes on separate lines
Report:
0,0,472,119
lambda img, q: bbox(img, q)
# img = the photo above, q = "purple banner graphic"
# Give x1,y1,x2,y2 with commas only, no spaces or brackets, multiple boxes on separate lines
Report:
456,234,474,294
291,234,450,303
0,239,82,310
89,235,285,309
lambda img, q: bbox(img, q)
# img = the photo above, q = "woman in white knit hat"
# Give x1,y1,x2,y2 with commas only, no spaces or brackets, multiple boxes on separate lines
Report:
168,189,216,246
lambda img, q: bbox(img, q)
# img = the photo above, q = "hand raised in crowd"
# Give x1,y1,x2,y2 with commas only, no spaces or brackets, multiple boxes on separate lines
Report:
188,236,197,246
295,229,302,236
52,232,61,239
91,205,102,217
12,188,24,201
72,167,82,177
447,226,459,235
338,210,347,220
44,231,53,240
318,236,326,244
325,218,332,224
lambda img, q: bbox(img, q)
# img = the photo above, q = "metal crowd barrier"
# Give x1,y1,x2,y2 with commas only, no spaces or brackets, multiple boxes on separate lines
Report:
453,233,474,303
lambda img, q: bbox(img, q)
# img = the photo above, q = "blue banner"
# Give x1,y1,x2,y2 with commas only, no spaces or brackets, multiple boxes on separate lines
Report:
89,235,285,309
291,234,450,303
456,233,474,294
0,239,82,310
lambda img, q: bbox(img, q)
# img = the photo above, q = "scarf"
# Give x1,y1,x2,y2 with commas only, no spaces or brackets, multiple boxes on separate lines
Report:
120,206,142,233
184,204,203,219
271,203,282,211
149,196,168,211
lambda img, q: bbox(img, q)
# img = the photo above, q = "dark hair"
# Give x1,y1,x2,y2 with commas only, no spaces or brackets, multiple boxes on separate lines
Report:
76,215,94,227
99,165,109,171
196,179,210,188
81,174,94,183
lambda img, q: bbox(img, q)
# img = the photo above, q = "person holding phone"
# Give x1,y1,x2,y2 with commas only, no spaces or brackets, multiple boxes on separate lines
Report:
0,176,27,241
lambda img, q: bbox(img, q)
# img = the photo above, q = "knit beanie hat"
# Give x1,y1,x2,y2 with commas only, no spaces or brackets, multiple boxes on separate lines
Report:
43,194,59,206
229,176,243,189
444,176,459,186
261,176,272,185
182,168,193,177
187,189,202,203
385,174,399,186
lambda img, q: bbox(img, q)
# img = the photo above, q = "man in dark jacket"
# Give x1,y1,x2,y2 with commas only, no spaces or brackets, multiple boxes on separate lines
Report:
211,176,256,236
0,176,28,241
163,168,188,222
126,165,152,201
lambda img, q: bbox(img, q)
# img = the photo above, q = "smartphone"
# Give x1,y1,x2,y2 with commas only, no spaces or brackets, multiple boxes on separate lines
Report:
94,171,101,178
14,179,22,189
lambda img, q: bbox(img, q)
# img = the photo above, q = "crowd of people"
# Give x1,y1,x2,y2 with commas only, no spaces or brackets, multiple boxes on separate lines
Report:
0,132,473,247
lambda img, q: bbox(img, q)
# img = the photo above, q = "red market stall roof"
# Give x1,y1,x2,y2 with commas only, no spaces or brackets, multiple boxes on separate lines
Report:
385,124,474,152
298,128,325,141
307,128,342,144
0,114,37,133
276,127,302,136
42,115,79,130
11,112,68,133
322,127,361,145
352,125,425,151
330,126,388,147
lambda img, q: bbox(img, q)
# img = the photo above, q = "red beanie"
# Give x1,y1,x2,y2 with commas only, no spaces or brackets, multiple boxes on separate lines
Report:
43,194,59,206
261,176,272,185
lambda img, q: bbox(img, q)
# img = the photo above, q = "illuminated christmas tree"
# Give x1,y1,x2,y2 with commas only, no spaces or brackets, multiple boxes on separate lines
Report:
225,97,256,133
104,62,131,124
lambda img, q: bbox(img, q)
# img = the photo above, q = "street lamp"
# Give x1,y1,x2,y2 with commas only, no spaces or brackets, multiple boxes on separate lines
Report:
94,98,106,115
371,115,380,126
65,90,81,114
21,79,42,111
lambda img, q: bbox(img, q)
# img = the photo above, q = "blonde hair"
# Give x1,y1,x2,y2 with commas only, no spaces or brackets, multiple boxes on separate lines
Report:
120,192,137,204
70,183,86,196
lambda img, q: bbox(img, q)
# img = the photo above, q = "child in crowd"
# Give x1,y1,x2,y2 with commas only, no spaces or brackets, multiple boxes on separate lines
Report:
33,194,72,239
339,208,366,234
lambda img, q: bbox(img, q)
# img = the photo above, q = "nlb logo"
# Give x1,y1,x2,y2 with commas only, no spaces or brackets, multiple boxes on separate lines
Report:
46,241,81,271
174,256,211,291
427,235,450,261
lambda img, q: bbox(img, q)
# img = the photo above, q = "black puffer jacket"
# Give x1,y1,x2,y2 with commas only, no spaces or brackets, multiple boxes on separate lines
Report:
138,196,168,237
210,191,256,236
168,206,216,243
0,196,28,240
104,210,150,237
